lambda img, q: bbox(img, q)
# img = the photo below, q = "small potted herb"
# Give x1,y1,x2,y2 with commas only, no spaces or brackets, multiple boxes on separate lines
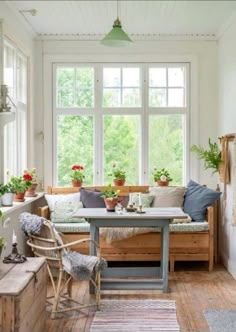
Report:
0,183,14,206
108,163,126,186
153,168,173,186
101,184,120,211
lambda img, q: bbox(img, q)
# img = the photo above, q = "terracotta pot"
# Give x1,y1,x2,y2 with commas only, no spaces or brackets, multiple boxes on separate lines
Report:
113,179,125,186
157,180,169,187
104,198,118,212
25,183,38,197
72,180,82,187
14,192,25,202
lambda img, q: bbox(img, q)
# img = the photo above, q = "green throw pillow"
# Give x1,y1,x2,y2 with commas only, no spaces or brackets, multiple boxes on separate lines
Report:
129,193,154,208
51,201,85,223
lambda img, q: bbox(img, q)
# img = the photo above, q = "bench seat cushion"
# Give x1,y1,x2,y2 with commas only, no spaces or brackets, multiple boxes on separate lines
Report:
54,221,209,234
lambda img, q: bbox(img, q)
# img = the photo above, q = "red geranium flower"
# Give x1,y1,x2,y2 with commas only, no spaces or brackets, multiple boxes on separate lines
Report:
23,173,33,182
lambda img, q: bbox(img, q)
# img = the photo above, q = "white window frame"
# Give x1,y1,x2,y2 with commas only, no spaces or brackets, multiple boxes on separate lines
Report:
46,55,197,188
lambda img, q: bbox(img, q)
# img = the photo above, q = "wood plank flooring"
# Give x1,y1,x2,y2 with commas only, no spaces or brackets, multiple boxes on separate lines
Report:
46,263,236,332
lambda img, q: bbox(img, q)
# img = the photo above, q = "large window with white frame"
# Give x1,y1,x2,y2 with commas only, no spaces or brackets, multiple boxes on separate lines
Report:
54,63,189,186
3,39,28,182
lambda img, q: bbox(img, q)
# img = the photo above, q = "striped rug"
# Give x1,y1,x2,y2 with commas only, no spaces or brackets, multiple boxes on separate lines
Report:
90,299,180,331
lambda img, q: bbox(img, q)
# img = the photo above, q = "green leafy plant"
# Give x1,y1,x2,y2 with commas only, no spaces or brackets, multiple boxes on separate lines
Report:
70,164,85,182
9,175,32,193
190,139,222,173
108,163,126,180
153,168,173,182
101,184,120,199
0,183,13,195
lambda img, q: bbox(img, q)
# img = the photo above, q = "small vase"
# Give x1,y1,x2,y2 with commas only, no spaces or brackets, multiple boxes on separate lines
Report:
157,180,169,187
25,183,38,197
1,193,14,206
104,198,118,212
113,179,125,186
72,180,82,187
14,192,26,202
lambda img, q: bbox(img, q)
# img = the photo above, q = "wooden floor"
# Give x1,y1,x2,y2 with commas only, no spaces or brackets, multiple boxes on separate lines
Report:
46,262,236,332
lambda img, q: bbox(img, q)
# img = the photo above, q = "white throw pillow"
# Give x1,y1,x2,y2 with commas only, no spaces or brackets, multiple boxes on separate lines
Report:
149,186,186,208
45,193,81,212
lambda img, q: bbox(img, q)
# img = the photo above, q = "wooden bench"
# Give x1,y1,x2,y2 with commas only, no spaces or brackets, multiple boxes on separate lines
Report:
38,186,217,272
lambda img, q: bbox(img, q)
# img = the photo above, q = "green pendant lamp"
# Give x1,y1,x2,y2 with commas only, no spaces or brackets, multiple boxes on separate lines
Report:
101,1,132,47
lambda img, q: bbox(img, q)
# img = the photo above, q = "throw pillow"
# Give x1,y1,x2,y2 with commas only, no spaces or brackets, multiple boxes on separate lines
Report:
129,193,154,208
149,186,186,208
183,180,221,221
51,201,85,223
45,192,81,212
80,188,106,208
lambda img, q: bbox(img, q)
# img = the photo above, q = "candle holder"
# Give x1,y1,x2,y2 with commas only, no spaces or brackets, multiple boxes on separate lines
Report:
3,243,27,264
136,205,146,214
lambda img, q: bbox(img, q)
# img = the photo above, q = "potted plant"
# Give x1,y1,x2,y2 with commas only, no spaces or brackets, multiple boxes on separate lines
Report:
9,174,32,202
70,164,85,187
0,183,14,206
24,168,38,197
108,163,126,186
191,139,222,173
153,168,173,186
101,184,120,211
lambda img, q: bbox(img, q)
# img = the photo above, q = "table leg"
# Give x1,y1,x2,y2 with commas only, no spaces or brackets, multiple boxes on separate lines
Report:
161,223,169,293
89,223,99,294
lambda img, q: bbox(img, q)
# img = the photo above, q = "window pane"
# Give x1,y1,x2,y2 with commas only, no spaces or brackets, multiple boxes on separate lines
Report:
103,115,140,184
76,88,94,108
103,88,121,107
123,68,140,87
149,114,184,185
149,88,167,107
149,68,166,87
122,88,141,107
103,68,121,87
17,55,27,103
57,115,94,186
168,88,185,107
168,67,185,87
57,68,75,107
4,45,15,98
56,67,94,108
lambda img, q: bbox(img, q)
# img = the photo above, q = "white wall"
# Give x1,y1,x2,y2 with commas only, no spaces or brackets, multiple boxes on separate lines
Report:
218,17,236,278
34,39,218,189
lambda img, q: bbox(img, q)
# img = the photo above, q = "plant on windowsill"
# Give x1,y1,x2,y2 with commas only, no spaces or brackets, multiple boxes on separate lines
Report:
24,168,38,197
101,184,120,212
190,138,222,173
108,163,126,186
153,168,173,186
9,174,32,202
0,183,14,206
70,164,85,187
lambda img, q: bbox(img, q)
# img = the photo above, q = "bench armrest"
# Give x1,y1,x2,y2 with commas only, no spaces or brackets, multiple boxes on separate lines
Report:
37,205,50,219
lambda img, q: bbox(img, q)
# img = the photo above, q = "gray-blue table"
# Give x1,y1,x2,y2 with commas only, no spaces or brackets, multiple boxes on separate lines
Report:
74,207,187,293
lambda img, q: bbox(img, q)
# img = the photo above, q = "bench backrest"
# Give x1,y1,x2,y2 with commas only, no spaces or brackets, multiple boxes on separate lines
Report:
47,185,149,196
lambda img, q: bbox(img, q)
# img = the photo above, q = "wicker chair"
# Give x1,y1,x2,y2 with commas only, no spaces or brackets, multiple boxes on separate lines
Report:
27,219,101,319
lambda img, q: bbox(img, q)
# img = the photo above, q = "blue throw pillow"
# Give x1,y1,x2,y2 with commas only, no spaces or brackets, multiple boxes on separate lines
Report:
183,180,221,221
80,188,106,208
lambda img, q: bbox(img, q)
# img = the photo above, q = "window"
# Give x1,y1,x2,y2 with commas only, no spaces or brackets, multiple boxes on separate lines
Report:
2,40,28,181
54,63,189,186
103,67,141,107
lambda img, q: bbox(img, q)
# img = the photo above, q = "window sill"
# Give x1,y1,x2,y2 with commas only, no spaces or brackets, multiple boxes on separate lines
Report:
0,192,45,216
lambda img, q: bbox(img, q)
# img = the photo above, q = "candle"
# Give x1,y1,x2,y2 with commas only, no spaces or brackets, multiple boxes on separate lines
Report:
138,193,142,206
12,230,17,244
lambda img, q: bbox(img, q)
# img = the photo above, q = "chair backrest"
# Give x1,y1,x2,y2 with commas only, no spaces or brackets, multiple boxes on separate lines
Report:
27,220,63,269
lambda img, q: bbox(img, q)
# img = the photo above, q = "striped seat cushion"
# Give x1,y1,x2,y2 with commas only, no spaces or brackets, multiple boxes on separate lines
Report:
53,221,209,234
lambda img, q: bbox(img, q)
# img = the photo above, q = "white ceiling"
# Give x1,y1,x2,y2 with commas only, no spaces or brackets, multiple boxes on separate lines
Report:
5,0,236,39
